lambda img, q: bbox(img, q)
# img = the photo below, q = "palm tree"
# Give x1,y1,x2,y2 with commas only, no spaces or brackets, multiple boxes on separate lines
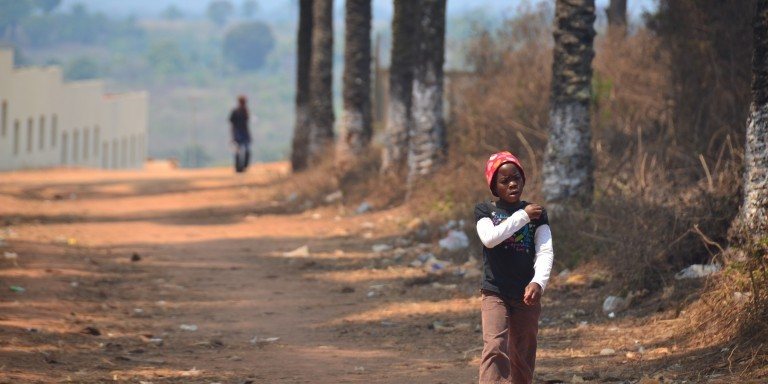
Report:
542,0,597,205
291,0,313,172
308,0,335,163
606,0,627,36
736,0,768,243
381,0,417,175
338,0,372,164
407,0,446,189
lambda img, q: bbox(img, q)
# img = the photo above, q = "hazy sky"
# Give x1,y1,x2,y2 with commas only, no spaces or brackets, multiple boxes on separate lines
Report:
61,0,658,21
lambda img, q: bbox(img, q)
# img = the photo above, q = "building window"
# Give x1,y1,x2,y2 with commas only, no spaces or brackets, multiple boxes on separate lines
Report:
102,142,108,168
61,132,68,164
27,118,33,153
51,115,57,148
72,129,79,163
130,135,136,166
93,126,100,156
13,120,19,155
1,100,7,137
121,137,128,167
112,139,118,169
38,115,45,150
84,128,90,160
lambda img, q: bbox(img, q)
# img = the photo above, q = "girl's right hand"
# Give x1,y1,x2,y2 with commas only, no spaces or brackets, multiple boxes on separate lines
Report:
524,204,543,220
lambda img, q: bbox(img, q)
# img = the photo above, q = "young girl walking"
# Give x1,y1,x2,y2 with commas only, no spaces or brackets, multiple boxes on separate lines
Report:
474,151,554,384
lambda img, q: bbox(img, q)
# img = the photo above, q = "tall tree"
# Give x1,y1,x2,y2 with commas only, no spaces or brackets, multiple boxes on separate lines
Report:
307,0,335,163
542,0,596,205
0,0,34,41
242,0,258,18
605,0,627,36
291,0,313,172
338,0,372,163
381,0,417,174
207,0,234,27
736,0,768,243
407,0,446,189
35,0,61,14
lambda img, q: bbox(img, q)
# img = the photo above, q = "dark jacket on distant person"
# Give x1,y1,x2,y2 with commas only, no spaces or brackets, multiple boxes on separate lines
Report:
229,107,251,145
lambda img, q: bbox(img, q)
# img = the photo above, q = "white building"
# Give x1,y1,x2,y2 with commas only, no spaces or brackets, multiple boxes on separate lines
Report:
0,50,148,171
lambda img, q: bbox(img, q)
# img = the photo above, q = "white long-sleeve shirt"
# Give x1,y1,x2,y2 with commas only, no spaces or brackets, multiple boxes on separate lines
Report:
476,210,554,291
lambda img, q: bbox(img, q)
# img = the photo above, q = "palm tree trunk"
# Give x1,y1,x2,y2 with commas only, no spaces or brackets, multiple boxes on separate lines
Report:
308,0,335,163
542,0,596,205
736,0,768,242
407,0,446,189
606,0,627,37
381,0,417,175
338,0,372,164
291,0,313,172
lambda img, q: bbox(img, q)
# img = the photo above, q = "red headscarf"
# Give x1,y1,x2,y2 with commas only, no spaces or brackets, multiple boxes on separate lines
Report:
484,151,526,194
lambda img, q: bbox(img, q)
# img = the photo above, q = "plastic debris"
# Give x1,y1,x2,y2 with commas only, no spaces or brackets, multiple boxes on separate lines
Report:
438,230,470,251
417,253,434,262
354,366,365,372
67,237,78,246
409,260,423,268
323,190,343,203
602,296,628,314
423,256,451,274
4,251,18,260
356,201,372,214
599,348,616,356
371,244,392,253
283,245,310,258
311,213,322,220
179,324,198,332
250,336,280,345
675,263,721,280
557,268,571,278
9,285,25,293
286,192,299,202
366,291,376,298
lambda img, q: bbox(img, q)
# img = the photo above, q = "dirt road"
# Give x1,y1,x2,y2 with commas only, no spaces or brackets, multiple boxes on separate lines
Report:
0,163,739,383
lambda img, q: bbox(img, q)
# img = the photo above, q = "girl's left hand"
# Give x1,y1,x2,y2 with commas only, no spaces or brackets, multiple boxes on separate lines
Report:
523,282,542,306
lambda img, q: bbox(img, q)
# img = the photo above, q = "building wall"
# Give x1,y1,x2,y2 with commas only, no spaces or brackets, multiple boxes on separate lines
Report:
0,50,148,171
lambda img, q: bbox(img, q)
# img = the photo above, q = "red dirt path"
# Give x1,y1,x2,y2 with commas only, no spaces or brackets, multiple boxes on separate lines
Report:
0,163,750,383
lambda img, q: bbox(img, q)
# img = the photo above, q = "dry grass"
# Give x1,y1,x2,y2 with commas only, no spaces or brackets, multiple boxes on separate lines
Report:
405,4,765,377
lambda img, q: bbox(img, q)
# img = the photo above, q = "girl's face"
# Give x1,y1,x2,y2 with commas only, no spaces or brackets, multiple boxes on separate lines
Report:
494,163,525,204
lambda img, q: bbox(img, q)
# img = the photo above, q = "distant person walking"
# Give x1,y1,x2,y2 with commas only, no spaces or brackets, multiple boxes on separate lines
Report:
229,95,252,173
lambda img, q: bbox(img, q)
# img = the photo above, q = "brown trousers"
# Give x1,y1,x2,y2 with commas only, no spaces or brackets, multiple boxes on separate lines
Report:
479,290,541,384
